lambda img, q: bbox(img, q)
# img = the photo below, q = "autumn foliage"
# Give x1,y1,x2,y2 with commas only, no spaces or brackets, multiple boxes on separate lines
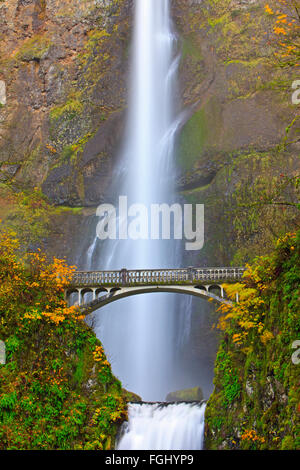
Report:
218,231,299,347
0,227,80,327
0,230,128,450
265,0,300,66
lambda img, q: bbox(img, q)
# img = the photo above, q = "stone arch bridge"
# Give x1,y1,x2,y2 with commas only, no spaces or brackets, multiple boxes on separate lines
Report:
65,267,245,315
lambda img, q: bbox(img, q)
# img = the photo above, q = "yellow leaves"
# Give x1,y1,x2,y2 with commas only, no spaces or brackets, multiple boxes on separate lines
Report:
265,4,274,14
232,333,247,345
110,411,122,422
0,230,82,326
30,282,40,288
42,310,65,325
93,345,106,363
93,345,111,369
276,232,296,245
260,330,274,345
239,319,256,330
265,1,300,66
277,14,287,20
45,144,57,154
24,309,42,321
218,272,269,343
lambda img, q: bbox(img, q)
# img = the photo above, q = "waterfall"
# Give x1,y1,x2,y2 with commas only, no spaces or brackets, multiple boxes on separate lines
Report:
117,402,206,450
85,0,189,401
78,0,206,450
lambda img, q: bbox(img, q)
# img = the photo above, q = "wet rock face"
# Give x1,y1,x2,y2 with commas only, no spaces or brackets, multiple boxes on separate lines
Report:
0,0,131,199
1,0,297,216
172,0,299,266
173,0,296,164
42,110,125,206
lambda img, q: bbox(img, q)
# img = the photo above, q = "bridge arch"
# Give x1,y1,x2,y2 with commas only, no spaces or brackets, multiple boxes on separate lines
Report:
208,285,223,297
68,284,236,316
194,285,208,292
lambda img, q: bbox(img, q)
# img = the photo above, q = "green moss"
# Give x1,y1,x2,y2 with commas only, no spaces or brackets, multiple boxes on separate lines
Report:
15,35,52,62
207,13,229,29
166,386,203,402
50,92,84,122
177,98,223,171
216,347,241,406
59,206,83,214
182,36,203,62
178,108,208,170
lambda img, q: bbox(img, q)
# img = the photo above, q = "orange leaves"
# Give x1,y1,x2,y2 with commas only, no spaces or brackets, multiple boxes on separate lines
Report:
93,345,105,362
265,1,300,66
241,429,266,444
45,144,57,154
24,310,42,321
274,26,288,34
41,305,80,325
265,4,274,14
232,333,248,345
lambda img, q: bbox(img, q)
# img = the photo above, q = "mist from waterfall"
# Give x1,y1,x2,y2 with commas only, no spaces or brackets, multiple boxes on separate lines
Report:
85,0,191,402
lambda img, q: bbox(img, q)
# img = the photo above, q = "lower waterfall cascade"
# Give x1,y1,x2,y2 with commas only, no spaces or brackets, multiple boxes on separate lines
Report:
117,402,206,451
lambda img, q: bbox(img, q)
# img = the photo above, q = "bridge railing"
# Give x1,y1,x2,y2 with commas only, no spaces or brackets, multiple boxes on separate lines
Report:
70,267,246,287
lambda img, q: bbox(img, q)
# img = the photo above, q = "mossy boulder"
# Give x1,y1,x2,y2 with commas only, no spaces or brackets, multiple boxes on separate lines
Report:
166,386,204,402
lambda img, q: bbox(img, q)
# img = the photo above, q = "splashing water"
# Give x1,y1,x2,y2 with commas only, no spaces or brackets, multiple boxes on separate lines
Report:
117,402,206,450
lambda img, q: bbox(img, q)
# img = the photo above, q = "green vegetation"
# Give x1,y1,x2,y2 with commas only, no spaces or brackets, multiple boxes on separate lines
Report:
182,35,204,62
205,231,300,450
15,35,52,62
182,145,299,266
0,230,129,450
178,108,208,170
50,92,84,122
0,186,81,248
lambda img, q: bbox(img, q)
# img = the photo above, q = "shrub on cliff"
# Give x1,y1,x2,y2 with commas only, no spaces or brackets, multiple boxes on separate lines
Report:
205,230,300,450
0,229,128,450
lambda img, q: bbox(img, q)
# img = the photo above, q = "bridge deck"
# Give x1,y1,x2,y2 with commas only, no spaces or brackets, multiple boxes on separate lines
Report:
68,267,245,288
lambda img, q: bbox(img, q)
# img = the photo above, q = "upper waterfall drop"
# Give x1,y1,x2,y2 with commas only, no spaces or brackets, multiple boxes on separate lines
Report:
84,0,188,402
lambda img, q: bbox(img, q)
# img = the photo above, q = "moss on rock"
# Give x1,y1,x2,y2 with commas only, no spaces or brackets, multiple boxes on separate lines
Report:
205,231,300,450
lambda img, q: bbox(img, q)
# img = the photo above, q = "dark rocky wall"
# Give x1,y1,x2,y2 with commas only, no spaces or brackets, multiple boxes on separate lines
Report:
0,0,132,207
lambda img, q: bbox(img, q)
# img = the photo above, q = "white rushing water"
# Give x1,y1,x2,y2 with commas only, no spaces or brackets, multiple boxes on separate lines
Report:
81,0,206,450
117,402,206,450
